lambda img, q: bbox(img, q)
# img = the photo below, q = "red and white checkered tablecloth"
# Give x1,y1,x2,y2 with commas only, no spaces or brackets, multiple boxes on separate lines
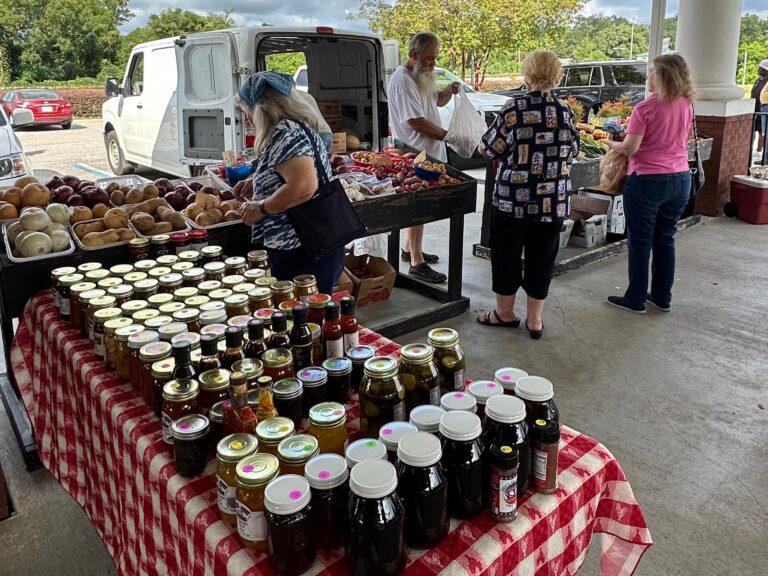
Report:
12,291,652,576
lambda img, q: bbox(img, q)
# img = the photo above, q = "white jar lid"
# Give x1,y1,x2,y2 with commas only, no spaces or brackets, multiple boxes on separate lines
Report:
515,376,554,402
468,380,504,404
409,405,445,433
349,459,398,499
440,391,477,413
397,432,442,467
439,410,482,442
485,395,526,424
264,474,312,516
304,453,348,490
494,367,529,391
345,438,388,468
378,421,418,451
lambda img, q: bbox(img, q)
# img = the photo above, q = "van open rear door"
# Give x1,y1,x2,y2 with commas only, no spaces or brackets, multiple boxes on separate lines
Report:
174,32,239,168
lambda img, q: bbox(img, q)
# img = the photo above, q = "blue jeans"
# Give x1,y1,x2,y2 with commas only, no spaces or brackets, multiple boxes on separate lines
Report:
267,245,345,294
623,171,691,306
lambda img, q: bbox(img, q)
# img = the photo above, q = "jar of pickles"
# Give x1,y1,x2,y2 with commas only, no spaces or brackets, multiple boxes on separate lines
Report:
321,357,352,405
78,289,106,338
104,317,133,370
107,284,135,308
115,325,144,380
151,358,175,417
172,414,210,477
199,280,222,295
359,356,406,439
468,380,504,420
204,262,226,282
428,328,466,395
248,287,273,312
159,273,183,294
161,378,199,448
292,274,319,303
87,296,117,343
134,259,157,273
198,368,231,413
236,453,280,550
296,367,327,424
201,245,223,264
224,294,249,319
398,343,440,417
307,402,348,456
225,256,248,277
378,421,417,464
93,308,122,358
179,250,201,265
277,434,319,476
139,341,172,405
247,249,271,275
217,433,259,524
69,282,96,330
273,378,303,430
346,345,375,394
255,417,295,457
231,358,264,389
262,349,294,382
128,237,151,262
147,293,174,309
304,453,349,551
173,308,201,332
306,294,331,326
129,330,159,391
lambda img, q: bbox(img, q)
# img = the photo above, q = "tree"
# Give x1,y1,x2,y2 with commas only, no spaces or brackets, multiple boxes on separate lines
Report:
555,15,650,61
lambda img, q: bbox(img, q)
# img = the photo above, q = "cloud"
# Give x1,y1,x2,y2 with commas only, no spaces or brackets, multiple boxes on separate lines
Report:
580,0,766,23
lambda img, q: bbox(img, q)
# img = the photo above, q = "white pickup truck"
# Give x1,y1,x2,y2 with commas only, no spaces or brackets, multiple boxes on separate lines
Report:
102,26,395,177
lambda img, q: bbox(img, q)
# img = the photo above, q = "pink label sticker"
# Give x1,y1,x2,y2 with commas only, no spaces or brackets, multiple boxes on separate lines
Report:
455,393,465,398
243,465,254,473
487,383,497,388
381,428,393,436
318,470,330,479
333,409,344,416
301,371,312,378
180,423,190,429
289,490,302,500
502,375,512,381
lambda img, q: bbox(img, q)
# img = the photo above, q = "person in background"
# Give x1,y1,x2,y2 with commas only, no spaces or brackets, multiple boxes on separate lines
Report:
388,31,460,284
756,60,768,154
233,71,344,294
604,54,695,314
477,50,579,339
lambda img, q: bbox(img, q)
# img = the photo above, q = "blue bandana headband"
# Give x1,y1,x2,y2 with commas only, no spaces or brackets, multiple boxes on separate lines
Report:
238,71,294,108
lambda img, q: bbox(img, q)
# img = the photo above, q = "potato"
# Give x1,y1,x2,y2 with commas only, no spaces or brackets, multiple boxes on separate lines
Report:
1,187,22,208
147,221,173,235
21,183,51,207
106,182,120,194
208,209,224,224
110,190,125,206
125,188,143,205
130,212,155,233
0,202,18,220
92,203,109,218
224,210,241,222
194,191,221,210
104,207,129,229
117,228,135,241
70,206,93,224
83,229,120,247
142,184,159,200
128,198,168,216
184,204,204,221
156,206,174,220
119,185,131,194
74,220,106,240
195,212,218,227
220,199,242,213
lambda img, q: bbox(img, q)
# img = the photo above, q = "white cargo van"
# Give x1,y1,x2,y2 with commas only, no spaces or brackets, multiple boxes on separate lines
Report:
102,26,394,176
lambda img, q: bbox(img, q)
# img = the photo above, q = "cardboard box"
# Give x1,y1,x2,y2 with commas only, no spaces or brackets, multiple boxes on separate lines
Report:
559,218,574,249
344,254,397,307
580,187,625,234
331,132,347,154
333,268,354,297
569,195,609,248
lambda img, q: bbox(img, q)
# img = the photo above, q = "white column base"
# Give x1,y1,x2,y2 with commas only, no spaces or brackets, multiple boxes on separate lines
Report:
694,99,755,117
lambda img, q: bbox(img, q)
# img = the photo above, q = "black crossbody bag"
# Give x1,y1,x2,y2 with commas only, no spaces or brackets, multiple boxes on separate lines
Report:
690,107,705,195
285,123,367,259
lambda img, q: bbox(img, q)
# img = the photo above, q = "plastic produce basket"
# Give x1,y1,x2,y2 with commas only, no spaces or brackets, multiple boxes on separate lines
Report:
4,220,75,263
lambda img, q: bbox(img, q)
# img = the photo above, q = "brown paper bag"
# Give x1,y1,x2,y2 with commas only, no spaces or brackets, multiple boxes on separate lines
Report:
599,149,628,192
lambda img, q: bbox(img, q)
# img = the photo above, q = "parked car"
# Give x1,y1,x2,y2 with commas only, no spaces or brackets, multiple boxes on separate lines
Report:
1,89,73,129
494,60,648,121
294,65,309,92
0,107,35,187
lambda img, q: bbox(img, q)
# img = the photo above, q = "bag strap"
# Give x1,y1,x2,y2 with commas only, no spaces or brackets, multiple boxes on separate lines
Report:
691,103,701,162
297,122,331,186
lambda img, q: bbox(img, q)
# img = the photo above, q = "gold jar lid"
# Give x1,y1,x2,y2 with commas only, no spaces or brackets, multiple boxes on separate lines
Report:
107,284,134,300
121,300,149,314
248,287,272,301
115,324,144,342
85,269,110,283
104,317,133,334
243,269,265,282
173,287,199,301
262,348,293,369
77,262,103,274
89,295,117,311
309,402,346,428
70,282,96,297
148,266,172,279
231,358,263,379
204,262,225,275
277,434,318,464
185,295,210,308
133,309,160,323
293,274,317,288
224,294,249,309
156,254,178,265
134,259,157,272
147,293,174,308
139,341,172,362
182,267,205,282
144,315,173,330
199,368,231,392
109,264,134,277
248,249,268,262
59,274,84,287
363,356,399,378
162,378,199,401
400,343,435,365
232,282,256,295
93,307,122,323
127,329,159,349
123,271,148,284
134,278,160,294
128,237,150,249
151,358,175,378
171,331,201,349
198,280,222,294
172,262,194,273
159,302,185,315
255,276,277,288
209,288,233,301
236,453,280,486
79,288,106,304
256,417,294,445
225,256,246,269
151,234,171,247
427,327,460,348
52,266,77,279
306,293,332,308
178,250,200,263
97,277,123,289
201,245,223,258
271,280,294,294
217,433,258,463
158,322,187,340
221,275,245,288
173,307,200,323
159,273,183,288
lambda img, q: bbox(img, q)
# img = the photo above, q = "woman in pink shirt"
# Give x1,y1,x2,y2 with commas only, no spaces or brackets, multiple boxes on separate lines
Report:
604,54,695,313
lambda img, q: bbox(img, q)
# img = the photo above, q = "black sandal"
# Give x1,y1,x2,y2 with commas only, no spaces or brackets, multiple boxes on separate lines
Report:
477,310,521,328
525,319,543,340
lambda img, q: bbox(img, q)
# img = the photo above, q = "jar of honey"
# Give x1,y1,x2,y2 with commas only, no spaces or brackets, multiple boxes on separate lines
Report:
204,262,226,282
198,368,231,413
69,282,96,330
147,293,174,309
277,434,318,476
139,341,172,405
107,284,135,308
114,325,144,380
224,294,250,319
293,274,319,303
162,379,199,448
128,237,151,262
307,402,348,456
87,296,117,343
144,315,173,332
262,349,294,382
78,289,106,338
104,317,133,370
173,308,201,332
129,330,159,392
248,287,273,312
182,267,205,288
225,256,247,277
217,433,259,524
151,358,175,417
134,259,157,273
247,249,271,275
201,245,223,264
270,281,295,307
93,308,122,358
231,358,264,389
235,453,280,550
255,417,295,457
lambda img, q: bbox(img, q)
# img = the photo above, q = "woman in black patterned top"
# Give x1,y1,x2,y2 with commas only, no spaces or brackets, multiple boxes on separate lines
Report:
477,50,579,339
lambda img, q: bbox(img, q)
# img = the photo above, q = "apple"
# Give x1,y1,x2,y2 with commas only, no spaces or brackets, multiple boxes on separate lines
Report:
187,181,203,192
154,178,174,193
46,176,65,191
52,185,75,204
62,175,81,189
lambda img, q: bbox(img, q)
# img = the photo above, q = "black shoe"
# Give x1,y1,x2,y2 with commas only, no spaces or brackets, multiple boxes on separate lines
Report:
606,296,646,314
646,293,671,312
409,263,446,284
401,249,439,264
525,319,543,340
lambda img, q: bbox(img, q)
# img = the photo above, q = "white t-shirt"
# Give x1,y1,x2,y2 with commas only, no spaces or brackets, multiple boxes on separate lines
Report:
387,65,447,162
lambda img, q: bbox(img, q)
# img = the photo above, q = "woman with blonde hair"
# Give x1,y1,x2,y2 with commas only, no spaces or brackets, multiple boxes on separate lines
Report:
477,50,579,338
605,54,695,314
234,71,344,293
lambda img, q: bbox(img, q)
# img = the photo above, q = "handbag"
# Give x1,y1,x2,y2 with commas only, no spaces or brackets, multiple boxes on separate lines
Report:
285,123,367,259
690,107,705,195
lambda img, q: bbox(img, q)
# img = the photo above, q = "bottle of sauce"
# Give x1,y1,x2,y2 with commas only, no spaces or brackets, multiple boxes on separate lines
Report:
221,326,246,370
198,334,222,372
530,418,560,495
289,305,313,371
339,296,359,353
323,302,343,359
267,312,291,350
244,319,267,359
223,371,258,435
171,340,196,381
488,443,519,523
254,376,278,421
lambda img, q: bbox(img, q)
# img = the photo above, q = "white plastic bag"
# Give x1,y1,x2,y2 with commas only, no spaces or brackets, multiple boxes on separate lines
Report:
445,91,487,158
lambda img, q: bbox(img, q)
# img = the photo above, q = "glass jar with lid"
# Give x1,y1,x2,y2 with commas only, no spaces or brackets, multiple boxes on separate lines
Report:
481,395,530,495
134,259,157,273
156,254,179,266
344,438,388,469
270,281,295,307
172,261,194,274
276,300,301,318
158,321,187,343
69,282,96,330
209,288,233,302
255,276,277,290
144,315,173,332
227,315,252,334
172,307,201,332
122,271,147,285
292,274,319,303
181,267,205,288
320,357,352,405
150,234,172,258
201,323,228,342
189,229,208,252
255,417,295,457
161,378,199,448
428,328,466,395
173,286,198,302
170,232,190,254
104,317,133,370
147,293,174,309
139,341,172,405
121,299,149,318
247,249,271,275
248,287,273,312
224,294,249,319
277,434,318,476
78,289,106,337
208,400,226,448
178,249,201,265
200,309,228,327
273,378,303,430
133,308,160,326
235,453,280,550
468,380,504,420
128,238,151,262
262,348,294,382
110,263,134,278
52,267,77,311
201,245,223,264
396,431,449,547
93,308,122,358
359,356,405,439
221,274,245,290
87,295,117,343
77,261,103,275
514,376,559,427
225,256,247,277
231,358,264,389
172,414,210,477
56,273,82,319
84,268,110,284
148,266,172,281
204,261,226,282
151,358,175,417
159,301,185,317
305,294,331,326
494,367,529,396
244,269,265,283
128,330,159,392
159,273,183,294
198,280,222,295
97,277,123,292
133,278,160,299
346,460,407,576
409,404,445,436
107,284,135,308
439,410,484,518
307,402,347,456
184,295,210,309
171,331,200,350
216,433,259,524
440,391,477,414
398,343,440,417
114,324,144,380
378,421,418,464
232,283,256,297
296,367,327,425
198,368,231,413
304,454,349,550
346,345,375,394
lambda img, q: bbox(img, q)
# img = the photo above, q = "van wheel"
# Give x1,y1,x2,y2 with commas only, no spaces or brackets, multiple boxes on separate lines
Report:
106,131,134,175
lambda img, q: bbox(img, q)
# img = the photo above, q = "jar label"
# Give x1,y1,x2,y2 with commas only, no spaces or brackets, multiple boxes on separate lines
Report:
453,369,466,391
88,318,96,342
393,400,405,422
325,338,344,360
94,333,105,358
216,475,237,515
162,412,174,444
60,295,70,316
533,447,548,481
236,501,267,542
343,331,359,353
429,385,440,406
293,343,313,372
490,470,517,517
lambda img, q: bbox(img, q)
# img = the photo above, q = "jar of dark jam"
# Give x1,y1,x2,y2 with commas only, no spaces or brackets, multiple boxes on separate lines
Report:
308,402,347,456
346,459,406,576
440,391,477,414
304,453,349,550
128,237,151,262
439,410,484,519
359,356,405,439
172,414,210,477
409,405,445,437
396,431,449,548
208,400,226,449
346,345,375,394
256,417,295,458
344,438,387,469
494,367,529,396
264,475,316,576
378,421,417,465
296,366,327,425
262,348,294,383
51,266,77,312
139,341,172,405
151,234,172,258
247,249,271,275
151,358,175,417
170,232,190,254
69,282,96,330
162,378,199,449
514,376,559,427
428,327,466,395
198,368,231,413
481,395,530,496
306,294,331,326
273,378,303,431
292,274,319,303
225,256,248,277
56,273,82,319
78,289,106,338
277,434,319,476
321,357,352,405
398,343,440,417
468,380,504,420
189,229,208,252
201,245,223,264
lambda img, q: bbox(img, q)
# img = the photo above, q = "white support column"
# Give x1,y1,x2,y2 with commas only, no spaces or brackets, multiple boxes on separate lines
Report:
648,0,666,63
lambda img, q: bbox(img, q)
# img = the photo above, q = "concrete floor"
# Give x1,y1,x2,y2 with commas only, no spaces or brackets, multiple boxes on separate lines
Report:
1,209,767,574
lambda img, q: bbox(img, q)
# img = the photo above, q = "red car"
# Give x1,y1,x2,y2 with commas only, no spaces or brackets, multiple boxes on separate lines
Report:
1,89,73,129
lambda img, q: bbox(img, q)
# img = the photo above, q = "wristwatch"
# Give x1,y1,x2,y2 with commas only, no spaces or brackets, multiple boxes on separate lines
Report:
258,199,272,216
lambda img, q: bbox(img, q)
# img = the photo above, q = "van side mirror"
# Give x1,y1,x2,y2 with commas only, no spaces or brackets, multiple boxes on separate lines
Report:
105,78,120,98
11,108,34,128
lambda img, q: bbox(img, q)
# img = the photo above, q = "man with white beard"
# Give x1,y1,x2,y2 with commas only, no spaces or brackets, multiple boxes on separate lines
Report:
388,31,460,283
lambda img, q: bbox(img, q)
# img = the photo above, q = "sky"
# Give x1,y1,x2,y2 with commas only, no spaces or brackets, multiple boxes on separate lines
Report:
121,0,768,33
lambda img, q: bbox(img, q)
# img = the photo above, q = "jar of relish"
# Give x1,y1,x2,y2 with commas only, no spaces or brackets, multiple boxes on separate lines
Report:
247,249,271,275
273,378,303,430
398,343,440,417
256,417,295,458
307,402,347,456
225,256,248,277
201,245,223,264
170,231,190,254
128,237,151,262
293,274,319,303
232,283,256,297
248,287,273,312
87,296,117,343
428,328,466,395
346,345,375,394
262,348,294,382
255,276,277,290
221,275,245,291
151,234,172,258
158,322,187,343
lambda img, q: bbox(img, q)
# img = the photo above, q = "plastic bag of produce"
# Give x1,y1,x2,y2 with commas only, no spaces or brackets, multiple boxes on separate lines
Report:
445,91,487,158
599,149,628,192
